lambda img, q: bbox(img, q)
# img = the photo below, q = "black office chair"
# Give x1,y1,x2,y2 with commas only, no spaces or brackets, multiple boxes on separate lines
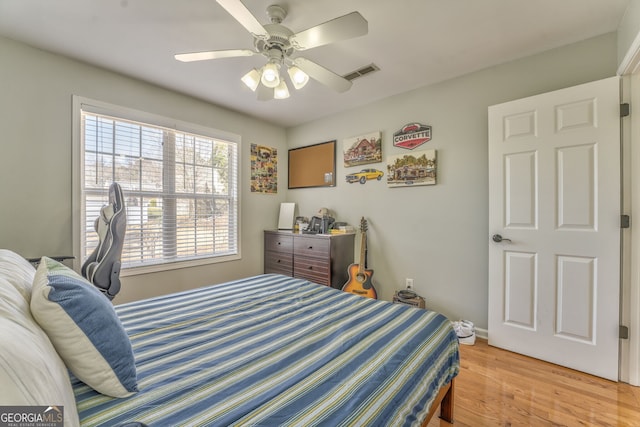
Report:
82,182,127,300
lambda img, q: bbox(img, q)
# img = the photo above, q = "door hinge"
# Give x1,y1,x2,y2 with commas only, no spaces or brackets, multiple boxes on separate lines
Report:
621,103,630,117
622,214,630,229
620,325,629,339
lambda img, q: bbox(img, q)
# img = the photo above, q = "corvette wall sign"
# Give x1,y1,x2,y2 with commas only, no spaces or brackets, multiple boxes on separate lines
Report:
393,123,432,149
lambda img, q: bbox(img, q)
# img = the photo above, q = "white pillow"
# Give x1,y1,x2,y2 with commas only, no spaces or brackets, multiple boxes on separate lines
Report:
0,248,36,301
0,277,80,427
31,257,138,398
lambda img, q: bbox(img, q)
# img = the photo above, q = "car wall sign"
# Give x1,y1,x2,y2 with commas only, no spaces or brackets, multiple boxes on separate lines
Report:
393,123,432,149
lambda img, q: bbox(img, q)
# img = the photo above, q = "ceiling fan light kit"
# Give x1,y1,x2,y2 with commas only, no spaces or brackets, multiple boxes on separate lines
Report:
287,65,309,90
241,68,261,91
261,61,281,88
274,81,290,99
175,0,368,101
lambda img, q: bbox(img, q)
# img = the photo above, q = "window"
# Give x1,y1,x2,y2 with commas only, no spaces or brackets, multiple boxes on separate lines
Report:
75,98,239,272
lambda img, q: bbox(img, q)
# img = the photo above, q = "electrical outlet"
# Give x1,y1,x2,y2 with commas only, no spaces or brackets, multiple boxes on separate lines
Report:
405,278,414,290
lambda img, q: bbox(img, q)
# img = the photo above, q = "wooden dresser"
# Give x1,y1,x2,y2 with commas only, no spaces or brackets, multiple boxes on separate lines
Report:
264,230,355,289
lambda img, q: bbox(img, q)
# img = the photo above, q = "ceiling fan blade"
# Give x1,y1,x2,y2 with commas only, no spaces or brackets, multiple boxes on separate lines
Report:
175,49,255,62
216,0,269,40
293,57,352,93
290,12,368,51
256,84,273,101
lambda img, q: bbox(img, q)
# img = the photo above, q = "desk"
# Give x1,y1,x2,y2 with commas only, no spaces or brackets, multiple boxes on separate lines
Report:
26,255,75,266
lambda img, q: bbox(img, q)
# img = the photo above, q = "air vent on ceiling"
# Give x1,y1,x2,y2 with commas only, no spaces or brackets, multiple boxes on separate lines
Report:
343,63,380,81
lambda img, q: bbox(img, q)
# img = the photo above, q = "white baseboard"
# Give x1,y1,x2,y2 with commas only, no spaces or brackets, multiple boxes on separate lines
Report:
475,327,488,340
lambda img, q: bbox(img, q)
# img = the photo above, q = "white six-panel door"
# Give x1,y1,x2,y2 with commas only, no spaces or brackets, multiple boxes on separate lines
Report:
488,76,621,380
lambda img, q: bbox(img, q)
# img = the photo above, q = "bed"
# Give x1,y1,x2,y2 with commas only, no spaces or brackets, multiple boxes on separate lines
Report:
0,250,459,426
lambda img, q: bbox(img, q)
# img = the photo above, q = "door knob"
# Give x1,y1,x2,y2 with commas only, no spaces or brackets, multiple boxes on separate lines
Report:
492,234,512,243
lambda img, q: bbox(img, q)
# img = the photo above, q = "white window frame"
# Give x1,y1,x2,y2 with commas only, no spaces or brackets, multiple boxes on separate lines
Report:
72,96,241,276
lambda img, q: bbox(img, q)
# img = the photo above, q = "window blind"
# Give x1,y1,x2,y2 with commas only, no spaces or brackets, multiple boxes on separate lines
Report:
81,111,239,269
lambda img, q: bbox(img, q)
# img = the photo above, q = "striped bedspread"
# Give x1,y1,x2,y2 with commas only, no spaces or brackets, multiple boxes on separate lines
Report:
73,274,459,426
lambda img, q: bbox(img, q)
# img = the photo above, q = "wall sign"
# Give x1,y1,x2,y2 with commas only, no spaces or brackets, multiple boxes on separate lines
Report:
387,149,437,188
393,123,432,149
250,143,277,194
343,131,382,167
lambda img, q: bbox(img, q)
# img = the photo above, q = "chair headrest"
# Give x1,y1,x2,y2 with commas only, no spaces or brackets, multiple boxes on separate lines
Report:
108,182,125,217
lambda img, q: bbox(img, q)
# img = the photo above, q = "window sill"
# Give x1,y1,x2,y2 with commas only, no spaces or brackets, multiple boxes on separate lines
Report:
120,253,241,277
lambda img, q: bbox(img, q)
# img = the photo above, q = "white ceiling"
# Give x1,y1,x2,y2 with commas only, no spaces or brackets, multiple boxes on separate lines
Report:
0,0,630,127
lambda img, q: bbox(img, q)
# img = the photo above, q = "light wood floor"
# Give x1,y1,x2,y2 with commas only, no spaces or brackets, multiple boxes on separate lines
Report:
427,339,640,426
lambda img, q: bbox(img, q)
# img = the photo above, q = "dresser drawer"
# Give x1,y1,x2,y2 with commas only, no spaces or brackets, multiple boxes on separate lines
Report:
294,236,330,258
264,250,293,276
265,233,293,253
294,255,330,286
264,230,354,289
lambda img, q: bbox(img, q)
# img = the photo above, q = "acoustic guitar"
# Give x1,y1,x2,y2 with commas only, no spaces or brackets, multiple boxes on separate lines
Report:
342,217,378,299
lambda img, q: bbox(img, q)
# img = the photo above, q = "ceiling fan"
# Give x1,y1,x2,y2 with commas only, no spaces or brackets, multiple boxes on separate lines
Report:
175,0,368,100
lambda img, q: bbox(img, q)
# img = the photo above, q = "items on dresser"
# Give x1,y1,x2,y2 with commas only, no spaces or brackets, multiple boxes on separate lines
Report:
277,202,296,231
305,215,335,234
264,230,354,289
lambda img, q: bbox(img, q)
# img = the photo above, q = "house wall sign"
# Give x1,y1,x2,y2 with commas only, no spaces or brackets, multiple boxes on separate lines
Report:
393,123,432,149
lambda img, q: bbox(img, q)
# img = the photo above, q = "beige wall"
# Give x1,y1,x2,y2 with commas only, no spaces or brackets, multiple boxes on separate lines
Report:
0,32,620,328
0,36,287,303
286,33,618,329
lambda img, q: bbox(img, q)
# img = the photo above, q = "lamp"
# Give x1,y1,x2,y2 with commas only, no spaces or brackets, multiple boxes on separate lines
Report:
241,68,261,91
261,62,281,88
287,65,309,90
274,80,290,99
241,57,309,100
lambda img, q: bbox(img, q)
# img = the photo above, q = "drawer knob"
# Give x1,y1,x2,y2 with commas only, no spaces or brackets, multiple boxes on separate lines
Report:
308,266,313,270
277,242,281,245
276,259,281,263
308,246,313,249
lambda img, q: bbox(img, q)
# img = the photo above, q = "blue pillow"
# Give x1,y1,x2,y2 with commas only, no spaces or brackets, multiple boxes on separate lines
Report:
30,257,138,398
